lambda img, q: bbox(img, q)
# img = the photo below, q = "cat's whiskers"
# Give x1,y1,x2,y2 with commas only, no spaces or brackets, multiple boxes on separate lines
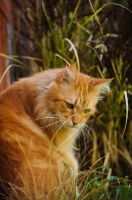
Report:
79,128,87,160
37,114,67,136
47,114,76,155
83,124,93,134
51,114,81,148
34,114,62,130
54,114,66,121
81,124,94,143
42,119,63,130
34,112,69,133
33,114,57,121
49,118,67,135
53,114,76,136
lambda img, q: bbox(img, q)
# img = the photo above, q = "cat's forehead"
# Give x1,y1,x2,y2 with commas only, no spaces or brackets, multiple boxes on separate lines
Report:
55,72,98,108
62,74,97,108
63,85,90,106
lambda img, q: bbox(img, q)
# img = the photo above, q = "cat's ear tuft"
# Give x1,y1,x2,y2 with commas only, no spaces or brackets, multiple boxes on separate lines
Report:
55,65,77,84
90,78,113,96
67,65,78,73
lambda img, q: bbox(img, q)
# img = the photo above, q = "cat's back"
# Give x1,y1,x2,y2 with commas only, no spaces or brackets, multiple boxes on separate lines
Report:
0,67,62,103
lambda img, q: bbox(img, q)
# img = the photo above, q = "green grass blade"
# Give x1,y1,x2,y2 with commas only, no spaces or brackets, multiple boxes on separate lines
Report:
83,3,132,26
67,0,81,33
42,1,53,34
55,54,70,66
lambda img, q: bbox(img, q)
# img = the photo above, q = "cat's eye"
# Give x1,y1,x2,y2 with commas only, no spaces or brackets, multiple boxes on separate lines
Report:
66,102,74,109
84,108,90,113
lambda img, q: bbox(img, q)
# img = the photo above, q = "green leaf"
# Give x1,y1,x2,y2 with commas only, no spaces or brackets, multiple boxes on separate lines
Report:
99,166,110,170
109,176,118,183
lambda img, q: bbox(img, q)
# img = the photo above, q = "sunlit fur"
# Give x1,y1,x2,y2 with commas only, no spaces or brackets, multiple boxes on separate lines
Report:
0,65,111,199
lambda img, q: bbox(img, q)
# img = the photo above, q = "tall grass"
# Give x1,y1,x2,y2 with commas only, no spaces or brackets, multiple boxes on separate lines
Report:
2,0,132,199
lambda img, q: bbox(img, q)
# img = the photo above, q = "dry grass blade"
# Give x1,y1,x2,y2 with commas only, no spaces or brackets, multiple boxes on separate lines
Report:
121,91,129,139
0,53,27,66
64,38,80,71
0,64,12,88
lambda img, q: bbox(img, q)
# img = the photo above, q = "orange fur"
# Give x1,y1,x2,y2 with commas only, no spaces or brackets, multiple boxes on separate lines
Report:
0,66,111,199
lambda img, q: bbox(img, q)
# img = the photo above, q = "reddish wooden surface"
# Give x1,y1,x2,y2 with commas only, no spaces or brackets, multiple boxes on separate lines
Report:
0,1,31,91
0,1,13,91
0,2,7,91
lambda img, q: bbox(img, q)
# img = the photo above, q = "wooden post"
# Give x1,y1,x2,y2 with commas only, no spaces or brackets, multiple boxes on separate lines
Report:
0,1,14,91
0,0,18,91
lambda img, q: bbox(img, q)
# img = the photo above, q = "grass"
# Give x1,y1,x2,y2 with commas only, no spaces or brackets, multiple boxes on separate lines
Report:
78,166,132,200
1,0,132,199
3,163,132,200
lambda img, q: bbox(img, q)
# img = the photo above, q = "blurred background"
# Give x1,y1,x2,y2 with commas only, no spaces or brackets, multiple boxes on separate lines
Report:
0,0,132,184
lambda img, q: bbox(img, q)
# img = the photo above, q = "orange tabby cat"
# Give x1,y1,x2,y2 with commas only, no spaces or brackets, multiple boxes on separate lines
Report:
0,65,111,199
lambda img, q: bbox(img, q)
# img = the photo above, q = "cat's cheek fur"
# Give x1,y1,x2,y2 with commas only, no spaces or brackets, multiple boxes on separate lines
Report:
63,119,73,128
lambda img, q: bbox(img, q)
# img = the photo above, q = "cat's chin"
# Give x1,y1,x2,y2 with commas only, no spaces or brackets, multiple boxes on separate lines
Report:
64,125,80,130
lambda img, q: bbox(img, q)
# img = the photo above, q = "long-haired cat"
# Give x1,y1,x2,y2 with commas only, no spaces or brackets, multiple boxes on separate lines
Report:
0,65,111,199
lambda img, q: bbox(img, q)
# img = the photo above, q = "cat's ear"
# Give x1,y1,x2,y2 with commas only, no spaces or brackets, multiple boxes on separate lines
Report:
90,78,113,95
55,65,78,84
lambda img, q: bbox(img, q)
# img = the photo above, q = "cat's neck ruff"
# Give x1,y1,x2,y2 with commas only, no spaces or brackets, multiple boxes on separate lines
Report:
53,127,79,153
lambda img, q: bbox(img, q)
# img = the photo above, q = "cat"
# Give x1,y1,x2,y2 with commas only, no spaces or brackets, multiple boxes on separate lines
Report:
0,65,111,199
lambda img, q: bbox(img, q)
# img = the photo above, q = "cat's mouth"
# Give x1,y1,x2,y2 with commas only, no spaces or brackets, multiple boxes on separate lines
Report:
64,124,80,130
59,118,82,130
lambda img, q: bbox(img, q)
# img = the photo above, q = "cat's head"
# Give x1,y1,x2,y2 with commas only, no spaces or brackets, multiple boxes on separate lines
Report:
35,66,112,134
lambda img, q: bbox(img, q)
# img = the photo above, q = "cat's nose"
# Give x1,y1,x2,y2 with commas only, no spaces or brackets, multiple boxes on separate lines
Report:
72,116,80,126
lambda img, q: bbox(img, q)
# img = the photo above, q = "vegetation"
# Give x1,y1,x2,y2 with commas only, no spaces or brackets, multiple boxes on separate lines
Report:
3,0,132,199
